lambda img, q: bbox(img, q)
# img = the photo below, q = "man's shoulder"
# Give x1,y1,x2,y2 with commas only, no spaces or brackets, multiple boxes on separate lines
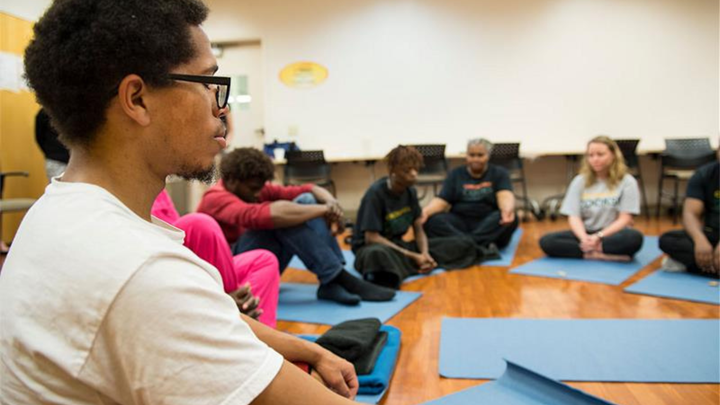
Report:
448,166,467,178
487,164,510,177
199,182,243,208
695,161,719,180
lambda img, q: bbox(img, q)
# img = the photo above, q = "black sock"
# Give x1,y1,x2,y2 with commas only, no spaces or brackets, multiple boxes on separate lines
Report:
317,282,361,306
335,270,396,301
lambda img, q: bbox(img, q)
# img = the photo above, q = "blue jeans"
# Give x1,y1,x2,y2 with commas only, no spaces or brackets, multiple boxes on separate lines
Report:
232,193,345,284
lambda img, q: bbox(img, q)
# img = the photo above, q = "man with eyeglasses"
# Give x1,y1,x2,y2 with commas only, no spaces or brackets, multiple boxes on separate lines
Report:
0,1,361,404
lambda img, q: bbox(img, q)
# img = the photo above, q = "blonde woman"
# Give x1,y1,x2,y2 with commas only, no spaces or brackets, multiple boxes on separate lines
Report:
539,136,643,261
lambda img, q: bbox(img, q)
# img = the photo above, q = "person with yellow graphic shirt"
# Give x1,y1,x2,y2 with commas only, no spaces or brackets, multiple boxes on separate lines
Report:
540,136,643,261
351,146,439,289
422,138,519,250
659,152,719,277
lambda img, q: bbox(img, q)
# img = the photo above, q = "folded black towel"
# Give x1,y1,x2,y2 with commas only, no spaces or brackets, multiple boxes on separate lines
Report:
315,318,382,361
355,331,388,375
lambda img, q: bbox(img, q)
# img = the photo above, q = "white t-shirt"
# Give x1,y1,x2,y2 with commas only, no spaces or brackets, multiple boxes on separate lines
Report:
0,180,283,405
560,173,640,231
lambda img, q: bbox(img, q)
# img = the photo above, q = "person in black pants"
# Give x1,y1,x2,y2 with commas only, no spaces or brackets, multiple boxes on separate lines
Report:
659,155,719,277
422,138,519,250
352,145,438,289
539,136,644,261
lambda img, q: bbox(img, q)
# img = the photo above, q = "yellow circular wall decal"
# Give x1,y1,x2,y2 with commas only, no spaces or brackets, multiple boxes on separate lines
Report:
279,62,328,88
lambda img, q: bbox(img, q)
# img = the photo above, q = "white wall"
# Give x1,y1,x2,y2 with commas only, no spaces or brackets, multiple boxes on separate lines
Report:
205,0,718,159
1,0,51,21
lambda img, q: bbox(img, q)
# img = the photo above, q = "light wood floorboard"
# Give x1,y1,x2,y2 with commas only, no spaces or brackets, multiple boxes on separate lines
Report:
278,217,720,405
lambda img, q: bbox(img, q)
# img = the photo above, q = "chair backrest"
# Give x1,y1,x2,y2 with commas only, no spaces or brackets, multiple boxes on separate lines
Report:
489,143,522,171
284,150,331,182
614,139,640,168
663,138,715,169
409,144,447,174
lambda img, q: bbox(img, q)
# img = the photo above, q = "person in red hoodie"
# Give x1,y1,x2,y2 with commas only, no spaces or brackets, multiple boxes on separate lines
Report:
198,148,396,305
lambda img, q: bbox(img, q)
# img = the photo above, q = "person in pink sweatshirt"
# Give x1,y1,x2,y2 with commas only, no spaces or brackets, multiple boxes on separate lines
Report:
198,148,396,305
152,189,279,327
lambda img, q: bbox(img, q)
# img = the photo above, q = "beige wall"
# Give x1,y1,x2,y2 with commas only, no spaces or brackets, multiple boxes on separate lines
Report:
204,0,718,159
0,12,45,244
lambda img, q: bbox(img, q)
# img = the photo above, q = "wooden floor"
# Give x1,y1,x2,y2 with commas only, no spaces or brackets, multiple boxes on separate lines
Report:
278,217,720,405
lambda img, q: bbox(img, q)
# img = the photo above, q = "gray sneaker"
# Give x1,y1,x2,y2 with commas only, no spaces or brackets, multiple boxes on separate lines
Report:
661,256,687,272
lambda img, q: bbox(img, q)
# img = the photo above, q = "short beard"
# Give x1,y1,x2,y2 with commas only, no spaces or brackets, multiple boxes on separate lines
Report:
178,163,218,185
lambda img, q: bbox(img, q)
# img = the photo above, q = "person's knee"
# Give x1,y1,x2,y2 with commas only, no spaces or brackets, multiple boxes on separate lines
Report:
658,232,681,254
539,234,555,256
625,230,644,255
176,212,220,231
504,214,519,230
293,192,317,205
255,249,280,271
424,213,444,228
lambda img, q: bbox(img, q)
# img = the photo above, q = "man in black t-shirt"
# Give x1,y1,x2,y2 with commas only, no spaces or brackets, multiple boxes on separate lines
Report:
659,154,720,277
423,138,519,249
352,145,437,289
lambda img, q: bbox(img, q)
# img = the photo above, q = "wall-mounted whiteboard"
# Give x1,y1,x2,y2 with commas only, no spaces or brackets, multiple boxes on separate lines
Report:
207,0,718,158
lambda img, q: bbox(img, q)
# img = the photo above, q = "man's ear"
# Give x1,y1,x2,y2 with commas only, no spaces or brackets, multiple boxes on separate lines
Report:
117,74,151,126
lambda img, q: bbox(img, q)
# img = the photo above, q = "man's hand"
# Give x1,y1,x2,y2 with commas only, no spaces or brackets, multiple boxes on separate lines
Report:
310,349,359,399
419,252,437,273
324,200,346,236
324,200,344,222
580,235,601,253
695,239,715,273
714,244,720,275
228,283,263,320
409,252,436,273
499,209,515,225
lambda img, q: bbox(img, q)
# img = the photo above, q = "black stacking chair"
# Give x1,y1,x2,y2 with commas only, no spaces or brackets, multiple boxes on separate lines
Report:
615,139,649,219
283,150,336,196
409,144,448,200
489,143,543,221
1,171,36,254
656,138,716,223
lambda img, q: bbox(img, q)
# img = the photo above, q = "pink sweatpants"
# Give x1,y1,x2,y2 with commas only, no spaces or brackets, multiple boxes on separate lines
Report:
174,213,279,327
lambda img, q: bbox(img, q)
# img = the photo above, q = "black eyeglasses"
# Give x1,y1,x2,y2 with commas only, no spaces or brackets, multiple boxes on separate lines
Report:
168,74,231,109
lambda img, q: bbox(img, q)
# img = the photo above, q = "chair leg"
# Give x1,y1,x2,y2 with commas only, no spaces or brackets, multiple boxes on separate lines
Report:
520,176,530,217
635,164,649,220
672,177,679,225
656,174,663,219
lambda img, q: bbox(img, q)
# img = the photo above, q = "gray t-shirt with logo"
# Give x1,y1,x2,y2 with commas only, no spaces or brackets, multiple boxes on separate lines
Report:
560,174,640,231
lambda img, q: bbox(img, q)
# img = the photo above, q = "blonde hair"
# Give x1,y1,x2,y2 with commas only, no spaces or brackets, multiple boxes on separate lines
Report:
579,135,628,189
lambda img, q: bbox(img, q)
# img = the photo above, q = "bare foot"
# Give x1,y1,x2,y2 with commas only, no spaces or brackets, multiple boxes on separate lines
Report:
583,251,632,262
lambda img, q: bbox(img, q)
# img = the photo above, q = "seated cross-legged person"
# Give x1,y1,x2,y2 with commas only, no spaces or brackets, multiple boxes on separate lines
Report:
352,145,439,289
659,153,719,277
423,138,519,250
153,189,280,327
539,136,644,261
198,148,395,305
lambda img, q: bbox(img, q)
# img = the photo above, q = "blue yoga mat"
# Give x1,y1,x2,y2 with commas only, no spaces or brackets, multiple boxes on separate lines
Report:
277,283,422,325
288,250,364,278
300,325,402,404
625,270,720,305
439,317,720,382
482,228,523,267
510,236,662,285
424,360,616,405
